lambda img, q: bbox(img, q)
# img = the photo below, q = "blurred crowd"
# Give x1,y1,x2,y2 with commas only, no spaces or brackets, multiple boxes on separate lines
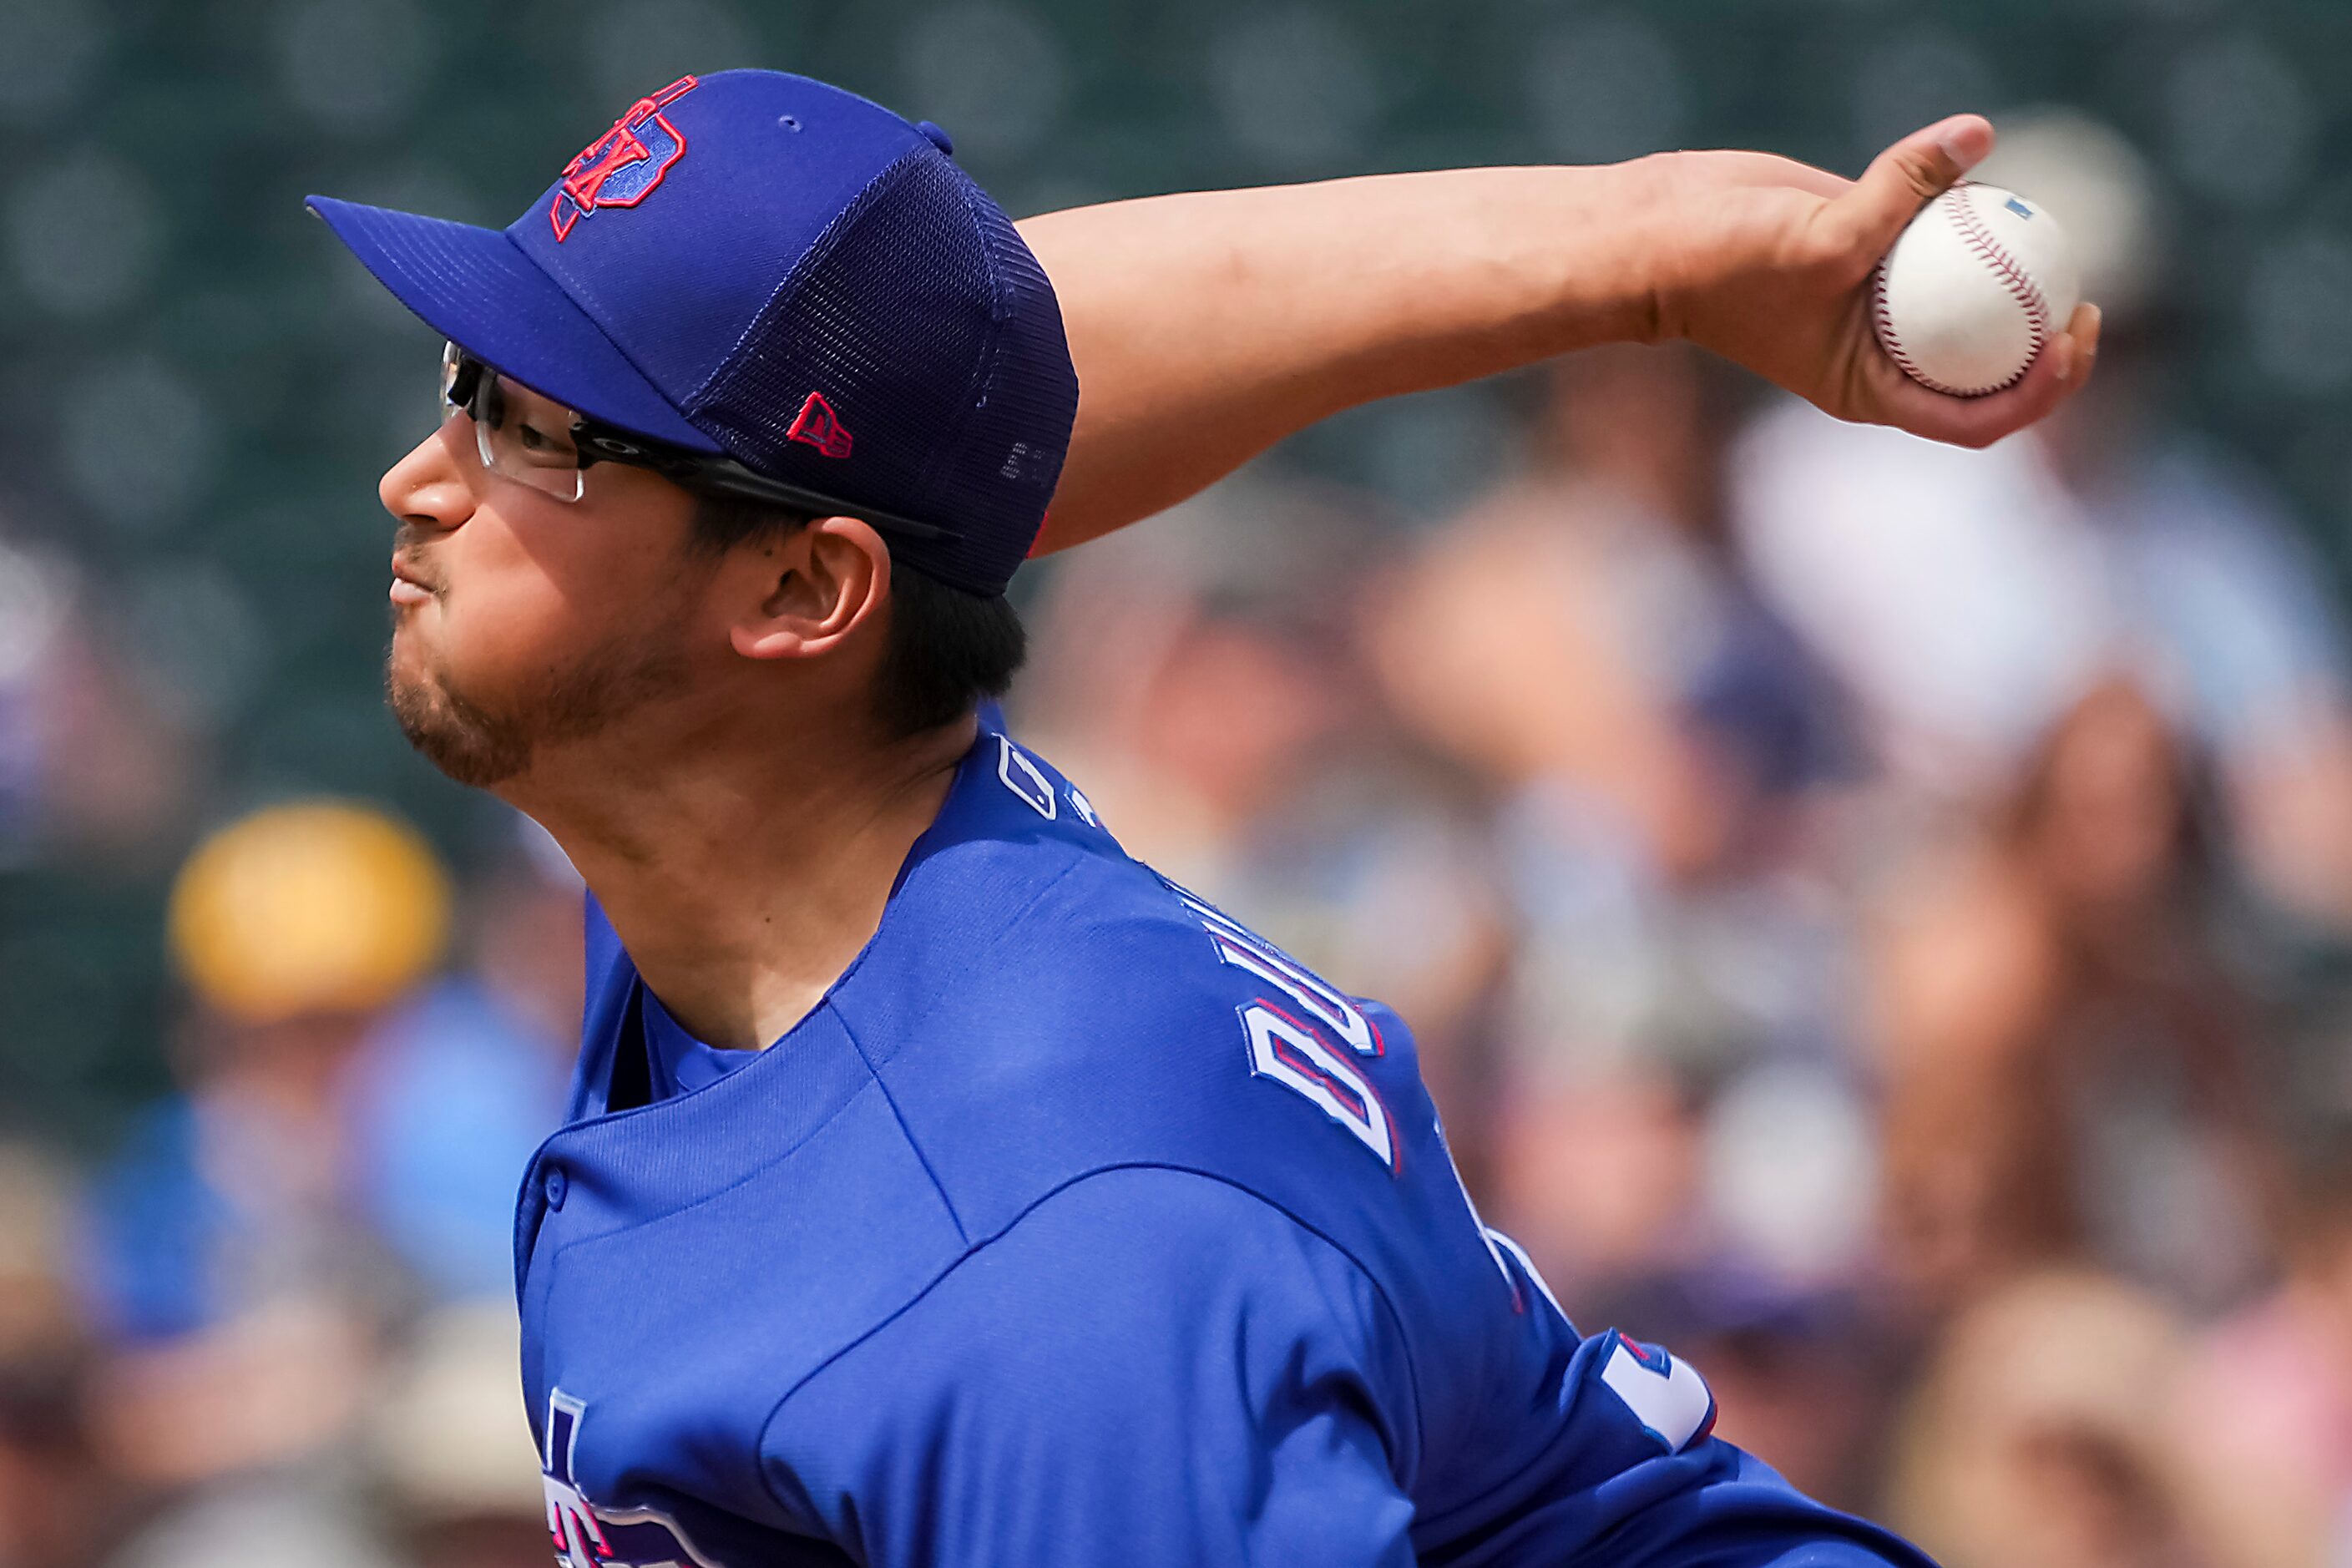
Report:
0,113,2349,1568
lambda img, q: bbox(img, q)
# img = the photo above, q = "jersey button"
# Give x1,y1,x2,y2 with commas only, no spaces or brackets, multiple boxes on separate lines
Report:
543,1165,569,1211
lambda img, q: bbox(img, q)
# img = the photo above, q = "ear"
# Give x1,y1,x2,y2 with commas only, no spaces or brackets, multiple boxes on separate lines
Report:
727,515,892,664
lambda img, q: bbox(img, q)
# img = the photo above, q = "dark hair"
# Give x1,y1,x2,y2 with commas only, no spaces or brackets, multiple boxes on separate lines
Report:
690,494,1025,736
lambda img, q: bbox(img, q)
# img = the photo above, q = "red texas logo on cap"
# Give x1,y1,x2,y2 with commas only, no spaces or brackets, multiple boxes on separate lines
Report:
549,76,699,242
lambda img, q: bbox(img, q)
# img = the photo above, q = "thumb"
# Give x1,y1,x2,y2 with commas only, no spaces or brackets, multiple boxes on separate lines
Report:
1818,114,1995,259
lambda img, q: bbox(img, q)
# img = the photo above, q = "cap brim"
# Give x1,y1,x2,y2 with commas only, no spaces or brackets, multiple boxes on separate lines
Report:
306,195,722,455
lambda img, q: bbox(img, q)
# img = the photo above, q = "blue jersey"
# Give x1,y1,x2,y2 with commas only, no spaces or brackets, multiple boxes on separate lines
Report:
518,729,1932,1568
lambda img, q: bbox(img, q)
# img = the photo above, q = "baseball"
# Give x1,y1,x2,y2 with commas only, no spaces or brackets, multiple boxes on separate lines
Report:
1872,182,2080,397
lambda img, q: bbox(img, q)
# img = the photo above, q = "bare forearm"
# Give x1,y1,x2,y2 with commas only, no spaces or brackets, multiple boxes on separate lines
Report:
1016,120,2097,555
1019,164,1669,553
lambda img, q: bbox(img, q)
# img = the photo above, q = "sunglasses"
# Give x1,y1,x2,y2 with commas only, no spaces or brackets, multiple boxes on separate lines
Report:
438,342,959,543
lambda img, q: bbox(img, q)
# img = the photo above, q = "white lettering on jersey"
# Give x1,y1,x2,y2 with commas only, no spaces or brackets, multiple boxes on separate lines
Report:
1179,894,1378,1056
1171,882,1397,1172
1241,1002,1397,1170
1599,1332,1717,1454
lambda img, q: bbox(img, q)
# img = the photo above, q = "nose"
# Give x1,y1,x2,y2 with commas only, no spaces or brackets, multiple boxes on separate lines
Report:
380,417,477,534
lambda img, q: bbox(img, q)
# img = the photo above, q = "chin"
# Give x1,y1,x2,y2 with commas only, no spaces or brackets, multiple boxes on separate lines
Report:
382,607,690,794
386,630,448,717
387,597,440,668
384,641,535,792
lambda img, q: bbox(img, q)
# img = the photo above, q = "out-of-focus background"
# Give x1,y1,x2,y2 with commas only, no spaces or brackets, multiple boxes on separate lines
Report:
2,1,2349,1564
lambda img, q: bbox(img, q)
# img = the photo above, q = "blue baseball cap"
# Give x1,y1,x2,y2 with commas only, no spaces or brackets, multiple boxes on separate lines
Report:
307,69,1078,596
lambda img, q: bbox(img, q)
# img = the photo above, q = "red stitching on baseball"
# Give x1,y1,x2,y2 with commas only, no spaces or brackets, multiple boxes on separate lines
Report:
1875,183,2052,397
1872,261,1941,390
1949,185,2052,367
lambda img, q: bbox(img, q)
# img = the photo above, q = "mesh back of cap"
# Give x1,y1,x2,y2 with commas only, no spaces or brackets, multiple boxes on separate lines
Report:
686,149,1077,595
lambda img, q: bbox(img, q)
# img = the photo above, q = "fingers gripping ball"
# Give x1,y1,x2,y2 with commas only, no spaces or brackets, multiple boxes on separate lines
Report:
1873,183,2081,397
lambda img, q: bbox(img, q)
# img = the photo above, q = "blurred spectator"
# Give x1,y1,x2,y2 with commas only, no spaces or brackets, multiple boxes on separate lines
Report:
0,1146,113,1568
1730,111,2352,928
1886,1267,2211,1568
1626,1279,1894,1514
1875,680,2279,1311
0,529,189,865
348,837,579,1303
80,802,448,1490
365,1302,549,1568
104,1478,402,1568
84,802,450,1342
2167,1146,2352,1568
78,800,566,1495
1491,1066,1707,1298
1376,344,1871,1298
1369,346,1850,880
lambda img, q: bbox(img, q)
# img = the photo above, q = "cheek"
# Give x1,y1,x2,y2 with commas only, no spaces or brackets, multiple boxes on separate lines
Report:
433,580,578,694
425,506,701,690
413,516,590,680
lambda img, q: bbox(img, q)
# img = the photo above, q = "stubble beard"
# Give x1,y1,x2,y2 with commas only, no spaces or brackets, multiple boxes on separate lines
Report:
386,621,689,791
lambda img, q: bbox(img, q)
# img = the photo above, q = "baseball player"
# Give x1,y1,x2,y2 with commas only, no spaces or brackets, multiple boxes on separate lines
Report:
314,69,2094,1567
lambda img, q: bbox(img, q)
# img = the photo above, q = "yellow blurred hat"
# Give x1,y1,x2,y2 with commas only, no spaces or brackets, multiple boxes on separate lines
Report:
168,801,452,1022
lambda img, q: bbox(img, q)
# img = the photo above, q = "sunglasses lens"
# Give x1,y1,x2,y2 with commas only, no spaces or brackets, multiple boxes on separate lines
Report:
438,344,587,503
481,375,584,499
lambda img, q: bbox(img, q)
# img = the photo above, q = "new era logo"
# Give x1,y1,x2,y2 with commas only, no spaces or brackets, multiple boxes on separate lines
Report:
787,392,853,459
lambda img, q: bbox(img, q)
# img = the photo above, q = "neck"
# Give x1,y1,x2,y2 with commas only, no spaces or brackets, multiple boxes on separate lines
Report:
511,711,979,1050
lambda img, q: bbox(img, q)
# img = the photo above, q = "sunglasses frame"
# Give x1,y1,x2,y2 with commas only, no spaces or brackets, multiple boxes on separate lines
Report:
440,345,962,544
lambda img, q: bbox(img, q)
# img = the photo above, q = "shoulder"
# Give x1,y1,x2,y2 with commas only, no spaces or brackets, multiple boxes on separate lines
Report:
842,737,1459,1328
840,793,1423,1240
842,735,1321,1086
830,735,1223,1038
832,736,1438,1242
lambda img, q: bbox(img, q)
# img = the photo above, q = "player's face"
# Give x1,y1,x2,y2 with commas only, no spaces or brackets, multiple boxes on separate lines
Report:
377,385,711,791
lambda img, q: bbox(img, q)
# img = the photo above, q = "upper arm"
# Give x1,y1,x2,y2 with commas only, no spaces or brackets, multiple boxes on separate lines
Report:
764,1168,1418,1568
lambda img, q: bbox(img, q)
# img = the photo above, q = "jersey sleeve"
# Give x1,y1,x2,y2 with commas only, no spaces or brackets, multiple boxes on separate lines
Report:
1464,1247,1937,1568
760,1166,1419,1568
